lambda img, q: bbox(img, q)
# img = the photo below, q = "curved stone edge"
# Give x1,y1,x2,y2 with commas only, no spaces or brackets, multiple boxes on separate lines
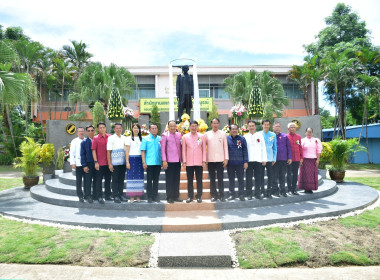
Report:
31,179,336,211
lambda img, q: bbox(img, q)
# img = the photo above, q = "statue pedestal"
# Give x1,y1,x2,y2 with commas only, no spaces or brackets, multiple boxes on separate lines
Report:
159,111,208,133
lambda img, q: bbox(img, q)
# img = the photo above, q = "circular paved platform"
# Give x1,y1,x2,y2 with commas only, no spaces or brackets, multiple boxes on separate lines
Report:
0,170,378,232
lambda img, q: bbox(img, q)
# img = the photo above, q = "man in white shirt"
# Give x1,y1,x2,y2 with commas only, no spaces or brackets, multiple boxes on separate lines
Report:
107,123,128,203
244,120,267,200
70,127,85,202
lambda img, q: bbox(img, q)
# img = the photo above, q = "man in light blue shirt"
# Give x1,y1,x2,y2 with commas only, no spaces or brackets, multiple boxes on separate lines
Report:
141,123,162,203
261,119,277,199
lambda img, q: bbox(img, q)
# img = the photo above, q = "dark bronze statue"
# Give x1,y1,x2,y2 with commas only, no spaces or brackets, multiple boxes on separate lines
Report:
176,65,193,122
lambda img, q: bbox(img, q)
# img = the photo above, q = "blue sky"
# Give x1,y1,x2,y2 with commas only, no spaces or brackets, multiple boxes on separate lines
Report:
1,0,379,113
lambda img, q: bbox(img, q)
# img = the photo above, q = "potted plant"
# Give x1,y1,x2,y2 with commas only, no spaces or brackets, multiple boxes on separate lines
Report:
328,137,366,182
54,147,65,177
318,142,332,179
14,137,41,189
40,143,55,182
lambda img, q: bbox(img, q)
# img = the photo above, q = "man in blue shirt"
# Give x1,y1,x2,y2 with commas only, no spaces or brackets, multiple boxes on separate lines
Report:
141,123,162,203
80,125,96,203
227,124,248,201
261,120,277,199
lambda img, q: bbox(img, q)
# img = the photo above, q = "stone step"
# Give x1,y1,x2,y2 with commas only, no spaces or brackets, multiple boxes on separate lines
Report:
1,182,377,232
31,179,335,211
158,231,231,267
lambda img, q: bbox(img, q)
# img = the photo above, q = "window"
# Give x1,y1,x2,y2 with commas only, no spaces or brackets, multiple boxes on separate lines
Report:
45,88,70,102
283,83,303,99
129,76,156,100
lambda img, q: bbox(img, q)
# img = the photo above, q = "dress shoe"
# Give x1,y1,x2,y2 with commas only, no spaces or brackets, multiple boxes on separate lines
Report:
105,196,113,201
227,195,235,201
167,198,174,204
114,196,121,203
98,198,105,204
281,192,288,197
120,196,128,202
291,190,299,195
272,192,281,198
174,198,183,202
211,197,218,202
86,197,93,203
197,198,202,203
266,194,273,199
247,195,253,200
154,197,160,203
305,190,313,194
220,197,226,202
239,195,245,201
186,198,193,203
148,198,153,203
79,197,84,203
255,195,263,200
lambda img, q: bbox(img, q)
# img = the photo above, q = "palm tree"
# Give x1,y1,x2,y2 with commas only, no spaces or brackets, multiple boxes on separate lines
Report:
14,38,44,136
224,70,288,119
0,40,37,156
76,62,136,108
320,49,356,139
289,64,312,116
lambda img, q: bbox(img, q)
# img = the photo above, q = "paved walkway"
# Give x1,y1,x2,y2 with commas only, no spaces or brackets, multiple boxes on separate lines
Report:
344,169,380,177
1,264,380,280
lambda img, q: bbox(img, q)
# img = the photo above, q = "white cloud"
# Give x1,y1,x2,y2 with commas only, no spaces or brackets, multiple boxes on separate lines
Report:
1,0,379,66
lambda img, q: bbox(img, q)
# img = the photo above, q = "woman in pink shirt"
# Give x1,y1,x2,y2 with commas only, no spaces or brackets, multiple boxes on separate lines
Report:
298,127,322,193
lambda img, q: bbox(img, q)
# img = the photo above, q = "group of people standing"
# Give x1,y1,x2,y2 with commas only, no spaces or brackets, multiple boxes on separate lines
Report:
70,119,322,204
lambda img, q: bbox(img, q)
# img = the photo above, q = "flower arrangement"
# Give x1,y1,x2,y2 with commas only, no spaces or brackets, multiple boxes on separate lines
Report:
222,125,230,136
178,120,190,134
124,130,132,137
197,118,208,134
239,124,248,135
181,113,190,122
124,107,134,119
63,145,70,161
231,104,247,117
141,124,149,136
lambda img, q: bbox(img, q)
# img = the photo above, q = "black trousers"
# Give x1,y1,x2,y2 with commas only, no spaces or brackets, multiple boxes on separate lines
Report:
227,165,245,197
287,161,300,192
246,162,262,196
147,165,161,199
83,162,96,198
208,162,225,199
112,164,127,198
75,166,85,199
272,160,287,194
261,162,273,195
186,165,203,199
95,165,111,199
165,162,181,200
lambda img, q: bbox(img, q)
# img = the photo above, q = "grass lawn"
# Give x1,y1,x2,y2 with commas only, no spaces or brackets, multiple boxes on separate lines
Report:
0,217,154,267
345,163,380,170
232,177,380,268
0,165,21,172
0,178,43,192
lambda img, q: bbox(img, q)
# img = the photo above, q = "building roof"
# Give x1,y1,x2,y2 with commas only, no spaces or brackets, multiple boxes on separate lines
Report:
322,123,380,139
126,65,293,75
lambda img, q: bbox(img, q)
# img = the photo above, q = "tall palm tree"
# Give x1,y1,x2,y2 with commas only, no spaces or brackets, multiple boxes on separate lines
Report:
289,64,312,116
62,40,93,75
224,70,288,119
0,40,37,156
320,49,356,139
76,62,136,109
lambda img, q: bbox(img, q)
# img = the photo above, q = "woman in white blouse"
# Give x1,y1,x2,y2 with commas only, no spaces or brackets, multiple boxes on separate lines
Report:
125,124,144,203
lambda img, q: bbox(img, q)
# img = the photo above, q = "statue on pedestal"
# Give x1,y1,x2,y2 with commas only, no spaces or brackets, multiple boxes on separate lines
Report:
176,65,193,122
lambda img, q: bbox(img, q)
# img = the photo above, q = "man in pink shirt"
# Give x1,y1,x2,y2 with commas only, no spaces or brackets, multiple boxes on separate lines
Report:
182,121,207,203
161,120,183,204
205,118,229,202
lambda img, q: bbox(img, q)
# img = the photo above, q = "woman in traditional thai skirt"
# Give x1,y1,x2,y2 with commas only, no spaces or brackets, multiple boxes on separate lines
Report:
298,127,322,193
125,123,144,203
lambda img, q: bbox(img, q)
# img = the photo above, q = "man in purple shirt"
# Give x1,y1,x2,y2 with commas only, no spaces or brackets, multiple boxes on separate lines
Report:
161,120,183,204
272,122,292,197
